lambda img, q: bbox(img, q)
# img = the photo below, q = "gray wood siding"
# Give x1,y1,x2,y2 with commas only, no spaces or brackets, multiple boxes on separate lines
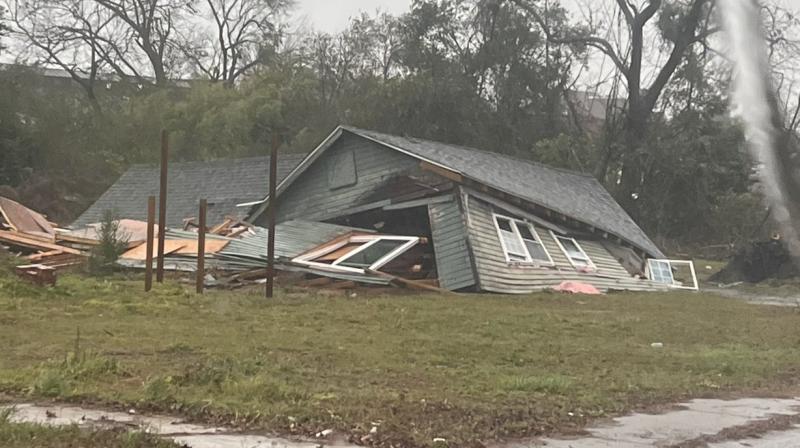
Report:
464,195,666,293
271,134,420,224
428,198,477,290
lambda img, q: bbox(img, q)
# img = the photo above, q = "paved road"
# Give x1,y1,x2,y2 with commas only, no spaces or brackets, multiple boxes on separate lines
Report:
530,398,800,448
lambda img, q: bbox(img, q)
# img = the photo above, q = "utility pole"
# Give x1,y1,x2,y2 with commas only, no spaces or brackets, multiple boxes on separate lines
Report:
157,130,169,283
196,199,207,294
266,132,279,298
145,196,155,291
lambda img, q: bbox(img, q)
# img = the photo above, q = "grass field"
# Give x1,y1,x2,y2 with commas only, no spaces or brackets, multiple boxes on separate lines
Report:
2,266,800,447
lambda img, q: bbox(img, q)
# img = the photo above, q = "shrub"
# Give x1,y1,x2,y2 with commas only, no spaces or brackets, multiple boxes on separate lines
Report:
88,210,129,275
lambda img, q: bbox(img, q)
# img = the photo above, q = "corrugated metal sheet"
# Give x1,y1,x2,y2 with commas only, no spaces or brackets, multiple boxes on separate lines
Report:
120,220,370,272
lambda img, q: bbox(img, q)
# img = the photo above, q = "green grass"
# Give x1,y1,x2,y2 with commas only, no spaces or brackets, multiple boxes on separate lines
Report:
2,267,800,447
0,408,179,448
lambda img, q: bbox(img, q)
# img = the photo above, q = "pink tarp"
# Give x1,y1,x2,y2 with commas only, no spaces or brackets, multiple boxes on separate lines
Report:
552,281,603,295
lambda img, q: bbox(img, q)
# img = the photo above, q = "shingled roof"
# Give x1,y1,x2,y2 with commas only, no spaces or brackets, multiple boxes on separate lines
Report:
73,154,306,228
266,126,663,258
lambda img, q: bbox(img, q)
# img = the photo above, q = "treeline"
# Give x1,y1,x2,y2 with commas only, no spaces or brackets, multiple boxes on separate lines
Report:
0,0,798,254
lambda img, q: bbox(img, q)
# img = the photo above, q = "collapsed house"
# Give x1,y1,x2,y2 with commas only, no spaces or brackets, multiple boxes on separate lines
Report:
61,126,694,293
244,126,694,293
73,154,307,228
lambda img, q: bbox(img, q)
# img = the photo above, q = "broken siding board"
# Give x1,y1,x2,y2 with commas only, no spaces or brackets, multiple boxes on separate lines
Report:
464,195,665,293
428,197,476,291
270,134,421,224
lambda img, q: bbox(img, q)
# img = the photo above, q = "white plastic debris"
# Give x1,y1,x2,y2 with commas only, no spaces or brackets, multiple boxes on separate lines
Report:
127,409,136,415
651,342,664,348
370,426,378,434
316,429,333,438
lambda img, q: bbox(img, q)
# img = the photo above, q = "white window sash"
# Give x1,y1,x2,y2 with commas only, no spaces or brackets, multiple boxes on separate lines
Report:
647,259,699,291
293,235,420,274
493,213,554,265
552,232,596,270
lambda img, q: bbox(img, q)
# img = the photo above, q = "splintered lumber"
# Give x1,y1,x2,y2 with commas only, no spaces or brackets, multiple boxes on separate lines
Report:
209,218,234,235
15,264,57,286
366,269,457,295
298,277,334,287
26,250,65,261
0,196,56,239
122,240,188,261
0,230,83,254
329,281,357,290
121,238,230,261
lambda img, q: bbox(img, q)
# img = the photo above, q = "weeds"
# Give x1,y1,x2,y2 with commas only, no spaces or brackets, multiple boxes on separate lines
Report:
1,272,800,446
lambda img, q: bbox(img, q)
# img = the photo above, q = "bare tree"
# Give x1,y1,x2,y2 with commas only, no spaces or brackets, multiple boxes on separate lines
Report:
93,0,188,86
180,0,292,85
7,0,118,112
509,0,718,217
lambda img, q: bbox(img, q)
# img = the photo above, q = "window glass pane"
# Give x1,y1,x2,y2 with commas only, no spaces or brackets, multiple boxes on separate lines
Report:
525,240,550,262
338,239,407,268
496,217,513,232
501,231,527,257
649,260,674,284
558,237,591,265
516,222,536,241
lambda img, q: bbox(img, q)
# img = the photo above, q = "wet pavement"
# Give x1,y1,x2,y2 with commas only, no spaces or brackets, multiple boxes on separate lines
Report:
2,403,358,448
5,398,800,447
707,287,800,307
531,398,800,447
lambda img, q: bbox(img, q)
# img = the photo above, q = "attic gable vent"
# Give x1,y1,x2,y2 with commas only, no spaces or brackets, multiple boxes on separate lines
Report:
328,149,357,189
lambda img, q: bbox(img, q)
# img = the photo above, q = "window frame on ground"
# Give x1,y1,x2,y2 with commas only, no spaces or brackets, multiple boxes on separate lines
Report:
647,259,699,291
552,233,596,270
293,234,420,274
492,213,554,266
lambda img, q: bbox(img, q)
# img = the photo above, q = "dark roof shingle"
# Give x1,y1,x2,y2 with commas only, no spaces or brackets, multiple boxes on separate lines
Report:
73,154,306,228
343,127,664,258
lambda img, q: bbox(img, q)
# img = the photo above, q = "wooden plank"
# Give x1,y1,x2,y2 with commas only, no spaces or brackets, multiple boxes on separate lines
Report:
0,230,82,254
419,161,463,183
366,269,458,295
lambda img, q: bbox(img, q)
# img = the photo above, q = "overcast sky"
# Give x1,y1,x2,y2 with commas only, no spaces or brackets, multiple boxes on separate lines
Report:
296,0,413,33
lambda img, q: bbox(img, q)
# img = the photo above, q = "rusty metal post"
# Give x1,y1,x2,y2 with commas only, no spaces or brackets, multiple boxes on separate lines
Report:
156,129,169,283
266,132,279,298
145,196,156,292
196,199,207,294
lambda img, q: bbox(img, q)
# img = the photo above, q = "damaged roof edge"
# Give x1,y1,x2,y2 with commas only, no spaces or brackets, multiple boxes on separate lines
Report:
246,126,663,259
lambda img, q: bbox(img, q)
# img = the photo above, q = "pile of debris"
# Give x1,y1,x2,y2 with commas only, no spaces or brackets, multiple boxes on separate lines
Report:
115,219,442,291
0,196,86,273
710,238,797,284
1,196,444,292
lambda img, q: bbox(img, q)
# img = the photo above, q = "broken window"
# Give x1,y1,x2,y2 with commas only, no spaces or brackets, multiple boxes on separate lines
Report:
493,214,553,265
647,259,699,290
293,234,419,274
554,235,594,269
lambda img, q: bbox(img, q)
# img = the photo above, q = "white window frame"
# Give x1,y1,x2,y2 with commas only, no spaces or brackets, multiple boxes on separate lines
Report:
492,213,554,266
293,235,420,274
551,232,596,271
646,259,699,291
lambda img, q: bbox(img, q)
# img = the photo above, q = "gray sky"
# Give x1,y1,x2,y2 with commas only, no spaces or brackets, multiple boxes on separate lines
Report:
296,0,412,33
